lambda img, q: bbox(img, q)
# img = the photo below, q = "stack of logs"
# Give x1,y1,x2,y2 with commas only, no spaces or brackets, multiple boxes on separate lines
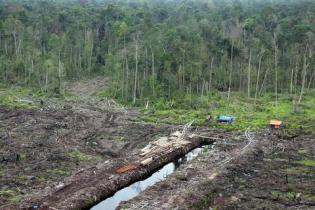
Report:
116,131,193,173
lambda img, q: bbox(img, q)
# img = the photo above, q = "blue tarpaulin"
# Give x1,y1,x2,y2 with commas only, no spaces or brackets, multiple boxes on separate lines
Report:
218,115,234,123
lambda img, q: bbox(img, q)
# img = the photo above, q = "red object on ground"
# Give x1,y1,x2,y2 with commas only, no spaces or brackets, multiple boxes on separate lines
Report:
270,120,283,129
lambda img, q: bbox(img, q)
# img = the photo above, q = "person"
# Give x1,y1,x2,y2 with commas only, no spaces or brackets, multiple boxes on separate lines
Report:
206,114,212,122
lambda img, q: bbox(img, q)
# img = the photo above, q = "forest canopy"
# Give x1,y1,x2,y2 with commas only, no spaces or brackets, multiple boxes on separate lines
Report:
0,0,314,104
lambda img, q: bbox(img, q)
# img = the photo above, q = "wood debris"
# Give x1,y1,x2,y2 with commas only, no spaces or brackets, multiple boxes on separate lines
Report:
140,157,153,166
138,131,193,159
116,163,140,174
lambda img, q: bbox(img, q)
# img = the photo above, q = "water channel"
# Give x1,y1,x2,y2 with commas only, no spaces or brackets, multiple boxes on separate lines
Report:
91,144,212,210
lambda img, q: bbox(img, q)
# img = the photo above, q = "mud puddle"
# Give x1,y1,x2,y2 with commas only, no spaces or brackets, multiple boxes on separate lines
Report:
91,144,212,210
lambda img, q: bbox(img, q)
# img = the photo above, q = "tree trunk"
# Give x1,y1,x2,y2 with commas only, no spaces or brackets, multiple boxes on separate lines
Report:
151,47,155,97
13,32,18,56
133,37,138,105
298,45,308,104
58,52,63,95
89,40,93,74
125,56,129,102
247,48,252,98
307,71,314,90
228,41,234,99
255,52,263,104
274,33,278,106
29,59,34,87
259,66,269,96
190,66,192,107
201,79,205,98
290,67,294,96
209,57,214,91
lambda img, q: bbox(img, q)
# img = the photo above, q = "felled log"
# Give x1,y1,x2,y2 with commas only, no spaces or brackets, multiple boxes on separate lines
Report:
140,157,153,166
20,134,215,210
116,163,140,174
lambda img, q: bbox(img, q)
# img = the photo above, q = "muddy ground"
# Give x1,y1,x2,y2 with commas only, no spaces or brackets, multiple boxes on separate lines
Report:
120,131,315,210
0,78,175,209
0,78,314,209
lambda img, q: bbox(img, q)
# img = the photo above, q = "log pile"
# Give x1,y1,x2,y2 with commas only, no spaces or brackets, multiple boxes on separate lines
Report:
22,130,215,210
116,131,194,172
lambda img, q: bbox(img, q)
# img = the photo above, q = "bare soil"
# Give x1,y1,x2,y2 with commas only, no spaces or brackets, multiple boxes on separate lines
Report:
0,78,174,209
0,78,314,210
119,131,315,210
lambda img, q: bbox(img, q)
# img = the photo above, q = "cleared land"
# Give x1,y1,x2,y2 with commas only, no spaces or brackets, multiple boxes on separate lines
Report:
0,79,314,210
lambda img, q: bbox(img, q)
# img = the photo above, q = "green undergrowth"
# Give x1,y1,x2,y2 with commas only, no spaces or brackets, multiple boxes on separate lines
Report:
112,135,128,142
68,149,102,162
296,159,315,167
271,191,296,199
136,91,315,134
0,188,22,204
47,168,71,177
0,85,42,108
304,194,315,202
0,84,79,108
286,166,312,174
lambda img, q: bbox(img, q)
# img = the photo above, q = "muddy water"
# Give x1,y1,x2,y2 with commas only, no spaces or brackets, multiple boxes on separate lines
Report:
91,145,212,210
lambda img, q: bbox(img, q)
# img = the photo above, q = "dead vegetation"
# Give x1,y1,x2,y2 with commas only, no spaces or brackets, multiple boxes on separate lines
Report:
1,78,314,210
0,88,173,209
119,132,315,210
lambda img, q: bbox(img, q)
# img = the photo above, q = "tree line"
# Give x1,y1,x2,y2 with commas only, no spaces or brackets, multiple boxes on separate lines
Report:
0,0,314,104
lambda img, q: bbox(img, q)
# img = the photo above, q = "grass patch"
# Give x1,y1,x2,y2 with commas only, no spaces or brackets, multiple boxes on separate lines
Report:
237,178,250,189
96,89,111,98
20,153,27,161
304,194,315,202
286,167,311,174
271,191,296,199
47,168,71,176
0,83,79,109
190,192,217,210
37,176,47,183
113,136,127,142
68,149,101,161
64,92,80,102
0,86,39,108
137,91,315,133
0,188,22,204
296,159,315,167
298,149,308,154
286,191,296,199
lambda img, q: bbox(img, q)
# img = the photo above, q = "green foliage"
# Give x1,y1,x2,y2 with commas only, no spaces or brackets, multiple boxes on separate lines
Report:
0,85,42,108
0,188,22,204
286,167,311,174
47,168,71,177
63,92,80,102
0,84,76,108
68,149,101,162
304,194,315,202
271,191,296,199
139,91,315,134
0,0,314,101
96,88,112,98
113,136,127,142
296,159,315,167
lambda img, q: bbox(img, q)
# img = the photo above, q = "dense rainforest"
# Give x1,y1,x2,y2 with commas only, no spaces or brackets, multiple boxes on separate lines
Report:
0,0,314,106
